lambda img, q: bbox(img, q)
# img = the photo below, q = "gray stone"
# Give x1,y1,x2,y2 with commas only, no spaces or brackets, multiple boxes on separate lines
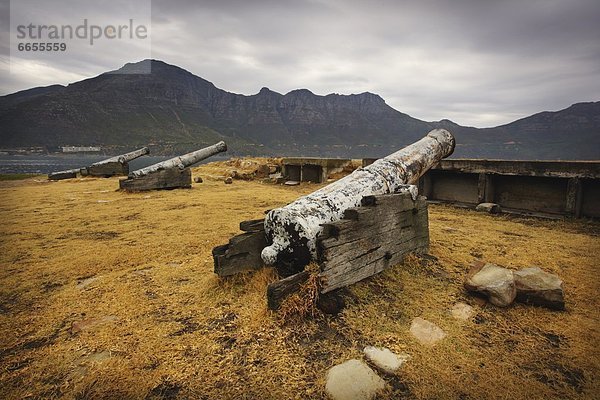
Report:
409,317,447,345
476,202,501,214
514,266,565,310
284,180,300,186
224,177,233,184
464,263,516,307
325,359,386,400
194,176,203,183
451,302,474,321
363,346,410,374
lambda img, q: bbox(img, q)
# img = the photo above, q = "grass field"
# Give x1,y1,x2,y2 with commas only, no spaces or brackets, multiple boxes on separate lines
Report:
0,161,598,399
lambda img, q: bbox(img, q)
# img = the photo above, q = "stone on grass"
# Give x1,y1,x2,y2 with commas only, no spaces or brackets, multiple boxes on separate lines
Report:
451,302,474,321
284,180,300,186
224,177,233,184
464,263,516,307
409,317,446,345
514,266,565,310
363,346,410,374
476,202,501,214
194,176,203,183
325,359,386,400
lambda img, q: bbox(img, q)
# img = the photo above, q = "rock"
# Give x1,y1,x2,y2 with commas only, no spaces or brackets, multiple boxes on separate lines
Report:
476,202,501,214
325,359,386,400
255,164,271,178
464,263,516,307
451,302,474,321
194,176,203,183
409,317,447,345
284,180,300,186
514,267,565,310
363,346,410,374
224,177,233,184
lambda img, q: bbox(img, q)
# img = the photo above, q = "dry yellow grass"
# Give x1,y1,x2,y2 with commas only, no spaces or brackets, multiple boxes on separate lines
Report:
0,161,598,399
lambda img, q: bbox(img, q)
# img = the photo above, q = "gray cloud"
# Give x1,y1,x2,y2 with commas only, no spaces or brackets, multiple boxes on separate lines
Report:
1,0,599,127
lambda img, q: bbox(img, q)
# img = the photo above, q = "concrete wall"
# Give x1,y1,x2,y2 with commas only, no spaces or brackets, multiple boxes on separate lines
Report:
282,157,352,183
581,179,600,217
416,159,600,218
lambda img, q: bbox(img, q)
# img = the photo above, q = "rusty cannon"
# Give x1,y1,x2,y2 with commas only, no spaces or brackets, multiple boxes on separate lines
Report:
82,147,150,177
261,129,455,276
119,141,227,191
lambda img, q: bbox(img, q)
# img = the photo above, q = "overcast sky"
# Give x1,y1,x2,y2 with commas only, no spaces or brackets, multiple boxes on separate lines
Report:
1,0,599,127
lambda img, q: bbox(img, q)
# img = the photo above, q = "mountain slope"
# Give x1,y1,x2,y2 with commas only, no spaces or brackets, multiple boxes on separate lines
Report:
0,59,598,159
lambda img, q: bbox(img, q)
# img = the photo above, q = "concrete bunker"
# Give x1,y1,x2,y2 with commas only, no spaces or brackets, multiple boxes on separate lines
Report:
281,157,352,183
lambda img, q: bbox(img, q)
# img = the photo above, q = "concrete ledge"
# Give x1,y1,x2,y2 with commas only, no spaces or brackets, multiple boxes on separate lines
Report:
415,159,600,219
432,159,600,179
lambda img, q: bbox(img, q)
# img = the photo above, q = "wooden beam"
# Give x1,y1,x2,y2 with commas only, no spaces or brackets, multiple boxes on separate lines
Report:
239,219,264,232
317,192,429,293
119,168,192,191
87,161,129,177
266,271,310,310
213,230,268,277
264,192,431,309
213,219,268,277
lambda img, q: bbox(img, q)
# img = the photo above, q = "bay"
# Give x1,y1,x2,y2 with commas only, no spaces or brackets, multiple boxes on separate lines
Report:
0,154,228,175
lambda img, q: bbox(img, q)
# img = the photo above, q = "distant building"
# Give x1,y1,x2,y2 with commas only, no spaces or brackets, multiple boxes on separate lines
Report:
61,146,101,153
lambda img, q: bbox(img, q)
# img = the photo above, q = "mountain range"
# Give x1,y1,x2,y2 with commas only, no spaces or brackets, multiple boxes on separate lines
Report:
1,59,598,159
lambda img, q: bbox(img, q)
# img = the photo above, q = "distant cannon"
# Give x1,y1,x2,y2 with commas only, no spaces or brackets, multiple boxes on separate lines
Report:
261,129,455,276
119,141,227,191
48,147,150,180
48,168,80,181
83,147,150,177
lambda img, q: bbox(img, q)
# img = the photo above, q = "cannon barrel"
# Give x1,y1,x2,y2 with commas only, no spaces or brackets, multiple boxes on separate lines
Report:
261,129,455,275
129,141,227,178
83,146,151,177
48,168,79,180
92,147,149,165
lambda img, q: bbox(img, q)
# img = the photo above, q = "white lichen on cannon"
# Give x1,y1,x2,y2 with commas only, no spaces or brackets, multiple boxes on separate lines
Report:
261,129,455,275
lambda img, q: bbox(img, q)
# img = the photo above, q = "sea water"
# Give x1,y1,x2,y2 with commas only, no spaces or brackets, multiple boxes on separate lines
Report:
0,154,227,174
